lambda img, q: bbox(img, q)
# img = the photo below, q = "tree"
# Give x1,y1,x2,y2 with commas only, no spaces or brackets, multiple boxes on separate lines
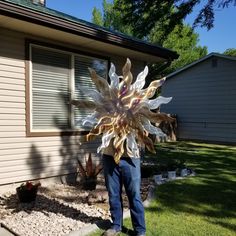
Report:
92,0,133,35
92,7,103,26
92,0,207,77
146,24,207,77
223,48,236,56
114,0,236,40
160,25,207,74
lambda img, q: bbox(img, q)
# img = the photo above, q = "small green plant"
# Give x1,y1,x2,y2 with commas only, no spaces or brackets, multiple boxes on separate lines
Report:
177,159,186,169
167,160,178,171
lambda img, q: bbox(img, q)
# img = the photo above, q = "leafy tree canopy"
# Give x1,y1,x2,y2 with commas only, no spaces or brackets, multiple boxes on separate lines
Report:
92,0,208,77
113,0,236,40
223,48,236,56
155,25,207,75
92,7,103,27
92,0,133,35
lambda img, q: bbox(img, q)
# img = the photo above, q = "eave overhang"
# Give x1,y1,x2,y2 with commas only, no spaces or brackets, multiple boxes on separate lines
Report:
0,0,179,62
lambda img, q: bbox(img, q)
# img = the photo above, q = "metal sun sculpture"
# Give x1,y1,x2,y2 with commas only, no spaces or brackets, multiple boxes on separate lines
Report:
72,59,174,163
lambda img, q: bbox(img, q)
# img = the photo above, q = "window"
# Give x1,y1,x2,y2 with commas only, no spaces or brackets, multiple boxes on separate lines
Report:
28,44,108,134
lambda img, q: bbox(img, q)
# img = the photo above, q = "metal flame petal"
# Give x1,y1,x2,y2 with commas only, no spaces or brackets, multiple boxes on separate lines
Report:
72,59,173,163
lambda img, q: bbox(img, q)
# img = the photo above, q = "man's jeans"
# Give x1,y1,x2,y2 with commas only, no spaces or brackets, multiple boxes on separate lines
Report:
103,154,146,235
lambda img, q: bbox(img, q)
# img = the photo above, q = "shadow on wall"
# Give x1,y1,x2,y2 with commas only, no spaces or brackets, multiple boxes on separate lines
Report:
58,134,80,184
54,90,101,185
26,89,101,184
27,144,50,179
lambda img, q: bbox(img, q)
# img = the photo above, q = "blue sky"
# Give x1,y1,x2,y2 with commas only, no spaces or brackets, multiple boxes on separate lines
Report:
46,0,236,53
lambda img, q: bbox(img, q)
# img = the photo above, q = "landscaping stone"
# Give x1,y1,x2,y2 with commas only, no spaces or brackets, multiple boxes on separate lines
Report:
0,178,152,236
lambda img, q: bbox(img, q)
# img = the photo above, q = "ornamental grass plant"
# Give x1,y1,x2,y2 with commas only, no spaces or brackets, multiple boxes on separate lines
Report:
77,153,103,190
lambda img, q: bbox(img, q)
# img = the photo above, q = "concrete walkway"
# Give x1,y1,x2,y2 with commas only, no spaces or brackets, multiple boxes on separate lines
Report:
0,225,15,236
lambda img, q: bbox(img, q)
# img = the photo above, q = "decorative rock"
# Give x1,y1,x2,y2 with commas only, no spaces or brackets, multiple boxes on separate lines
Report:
0,179,151,236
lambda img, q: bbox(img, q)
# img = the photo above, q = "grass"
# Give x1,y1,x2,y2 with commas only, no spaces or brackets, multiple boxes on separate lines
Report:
89,141,236,236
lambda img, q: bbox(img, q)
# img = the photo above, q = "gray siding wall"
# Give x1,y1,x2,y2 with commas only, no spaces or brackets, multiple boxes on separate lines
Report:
161,57,236,143
0,28,145,186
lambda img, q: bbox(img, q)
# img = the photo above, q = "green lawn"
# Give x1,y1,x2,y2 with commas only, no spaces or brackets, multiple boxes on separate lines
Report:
89,141,236,236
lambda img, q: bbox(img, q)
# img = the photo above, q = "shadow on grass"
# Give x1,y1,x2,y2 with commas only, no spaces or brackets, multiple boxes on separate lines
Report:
145,141,236,233
155,178,236,217
207,220,236,233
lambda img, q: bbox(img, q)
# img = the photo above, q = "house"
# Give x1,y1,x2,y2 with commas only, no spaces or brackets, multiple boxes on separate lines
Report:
0,0,178,187
161,53,236,144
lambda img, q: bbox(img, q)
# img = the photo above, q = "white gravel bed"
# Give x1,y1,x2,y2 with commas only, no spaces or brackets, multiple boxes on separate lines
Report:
0,183,111,236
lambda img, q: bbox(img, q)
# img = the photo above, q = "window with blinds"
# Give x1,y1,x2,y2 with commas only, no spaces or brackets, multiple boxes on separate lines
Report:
30,45,108,132
74,55,107,128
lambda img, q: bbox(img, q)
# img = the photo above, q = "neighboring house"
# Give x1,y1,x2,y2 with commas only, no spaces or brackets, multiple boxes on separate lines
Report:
161,53,236,144
0,0,178,186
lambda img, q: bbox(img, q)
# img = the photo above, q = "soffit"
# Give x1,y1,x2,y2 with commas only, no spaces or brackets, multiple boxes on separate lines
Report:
0,15,166,63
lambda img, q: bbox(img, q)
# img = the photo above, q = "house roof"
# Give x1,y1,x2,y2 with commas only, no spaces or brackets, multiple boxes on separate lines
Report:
0,0,178,62
167,52,236,79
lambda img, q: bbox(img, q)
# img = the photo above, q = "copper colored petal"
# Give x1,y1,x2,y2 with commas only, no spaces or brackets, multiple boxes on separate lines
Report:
89,68,110,97
71,100,96,109
139,107,174,123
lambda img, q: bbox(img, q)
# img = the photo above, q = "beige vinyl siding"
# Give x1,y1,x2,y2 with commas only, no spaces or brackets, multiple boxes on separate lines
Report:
0,28,94,185
0,28,146,186
161,57,236,143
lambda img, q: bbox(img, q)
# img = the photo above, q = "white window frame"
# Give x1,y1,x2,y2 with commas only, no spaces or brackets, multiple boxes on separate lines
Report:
28,43,108,135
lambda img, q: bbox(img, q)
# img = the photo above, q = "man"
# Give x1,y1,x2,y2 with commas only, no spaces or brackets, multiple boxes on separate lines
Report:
71,58,171,236
102,142,146,236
